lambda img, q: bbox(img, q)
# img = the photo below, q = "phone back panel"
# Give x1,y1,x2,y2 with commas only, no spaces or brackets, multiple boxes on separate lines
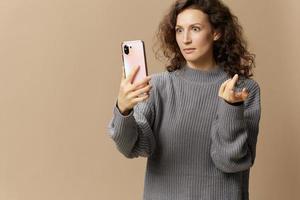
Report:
121,40,148,84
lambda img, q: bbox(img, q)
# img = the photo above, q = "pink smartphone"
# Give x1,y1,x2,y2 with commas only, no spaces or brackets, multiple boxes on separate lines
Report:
121,40,148,84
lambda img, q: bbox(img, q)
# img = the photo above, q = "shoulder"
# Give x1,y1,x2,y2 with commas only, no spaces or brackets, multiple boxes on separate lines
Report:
238,77,260,91
240,78,260,96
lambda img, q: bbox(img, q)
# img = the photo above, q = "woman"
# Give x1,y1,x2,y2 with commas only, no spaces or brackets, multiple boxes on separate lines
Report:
108,0,261,199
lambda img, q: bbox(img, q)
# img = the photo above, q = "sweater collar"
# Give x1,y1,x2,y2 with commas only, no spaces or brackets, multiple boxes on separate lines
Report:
176,63,228,84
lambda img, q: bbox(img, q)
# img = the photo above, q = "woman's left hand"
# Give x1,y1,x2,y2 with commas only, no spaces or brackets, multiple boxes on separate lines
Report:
218,74,249,103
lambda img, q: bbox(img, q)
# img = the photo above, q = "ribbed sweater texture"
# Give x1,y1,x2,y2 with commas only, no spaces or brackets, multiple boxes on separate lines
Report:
107,63,261,200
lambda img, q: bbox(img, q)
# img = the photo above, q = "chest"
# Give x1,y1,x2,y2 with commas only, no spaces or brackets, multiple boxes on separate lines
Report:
155,83,220,138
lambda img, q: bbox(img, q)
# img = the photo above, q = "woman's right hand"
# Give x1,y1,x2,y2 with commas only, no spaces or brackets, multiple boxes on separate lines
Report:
117,65,152,115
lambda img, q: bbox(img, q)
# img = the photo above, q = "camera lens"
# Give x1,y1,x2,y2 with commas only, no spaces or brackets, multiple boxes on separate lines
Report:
124,45,129,55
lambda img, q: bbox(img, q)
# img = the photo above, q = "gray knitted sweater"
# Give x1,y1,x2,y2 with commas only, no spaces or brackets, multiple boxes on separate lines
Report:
107,63,261,200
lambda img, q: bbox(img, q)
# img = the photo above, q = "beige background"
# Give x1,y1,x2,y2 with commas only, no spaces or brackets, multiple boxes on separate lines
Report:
0,0,299,199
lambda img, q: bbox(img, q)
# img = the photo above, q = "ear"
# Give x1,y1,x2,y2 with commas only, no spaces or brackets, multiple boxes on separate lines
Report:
213,30,221,41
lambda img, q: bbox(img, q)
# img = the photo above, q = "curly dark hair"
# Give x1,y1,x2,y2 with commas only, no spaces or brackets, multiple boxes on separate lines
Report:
152,0,256,78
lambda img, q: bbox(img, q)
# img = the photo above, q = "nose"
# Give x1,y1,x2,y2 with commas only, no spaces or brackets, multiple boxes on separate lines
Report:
183,31,192,44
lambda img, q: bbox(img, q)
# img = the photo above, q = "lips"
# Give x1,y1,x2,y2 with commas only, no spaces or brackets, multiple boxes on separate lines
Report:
183,48,196,50
183,48,196,54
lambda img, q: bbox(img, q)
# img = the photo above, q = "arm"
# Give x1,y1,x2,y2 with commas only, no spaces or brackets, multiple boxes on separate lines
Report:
210,80,261,173
107,82,156,159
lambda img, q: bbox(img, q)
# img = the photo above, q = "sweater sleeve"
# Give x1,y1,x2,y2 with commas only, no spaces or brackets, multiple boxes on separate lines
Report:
107,82,157,159
210,80,261,173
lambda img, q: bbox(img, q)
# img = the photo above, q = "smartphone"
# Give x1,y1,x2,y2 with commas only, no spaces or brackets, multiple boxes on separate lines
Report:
121,40,148,84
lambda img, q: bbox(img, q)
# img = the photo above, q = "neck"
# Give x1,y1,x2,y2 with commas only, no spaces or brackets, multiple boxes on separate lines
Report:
186,53,216,71
176,62,228,84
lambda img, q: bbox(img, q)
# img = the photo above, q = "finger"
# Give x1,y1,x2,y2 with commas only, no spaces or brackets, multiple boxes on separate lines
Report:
126,65,140,84
132,76,152,90
226,74,239,91
133,93,149,103
218,79,231,96
233,88,249,101
234,91,243,100
241,88,249,100
130,84,152,98
127,77,151,93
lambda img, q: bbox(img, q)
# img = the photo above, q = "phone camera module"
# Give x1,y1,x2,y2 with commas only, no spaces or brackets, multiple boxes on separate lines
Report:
124,45,130,55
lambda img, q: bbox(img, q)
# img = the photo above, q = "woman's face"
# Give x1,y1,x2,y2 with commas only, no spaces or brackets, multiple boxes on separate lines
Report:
175,8,220,69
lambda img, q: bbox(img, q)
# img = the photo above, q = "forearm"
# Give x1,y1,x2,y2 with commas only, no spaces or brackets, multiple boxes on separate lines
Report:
210,97,259,173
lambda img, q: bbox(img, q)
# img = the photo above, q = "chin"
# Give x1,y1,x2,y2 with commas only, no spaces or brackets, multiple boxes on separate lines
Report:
184,54,204,62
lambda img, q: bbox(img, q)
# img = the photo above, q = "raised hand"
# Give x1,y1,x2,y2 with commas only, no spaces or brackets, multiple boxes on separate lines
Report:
117,65,152,115
218,74,249,104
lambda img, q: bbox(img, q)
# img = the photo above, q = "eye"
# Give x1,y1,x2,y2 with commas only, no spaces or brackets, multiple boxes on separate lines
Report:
175,28,182,33
192,27,201,31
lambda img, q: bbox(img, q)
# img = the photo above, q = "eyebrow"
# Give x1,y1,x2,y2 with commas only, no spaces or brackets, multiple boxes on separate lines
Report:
175,23,203,27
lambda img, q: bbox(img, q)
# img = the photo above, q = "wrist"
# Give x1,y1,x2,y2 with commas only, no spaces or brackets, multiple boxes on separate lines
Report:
116,102,132,116
224,99,244,106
